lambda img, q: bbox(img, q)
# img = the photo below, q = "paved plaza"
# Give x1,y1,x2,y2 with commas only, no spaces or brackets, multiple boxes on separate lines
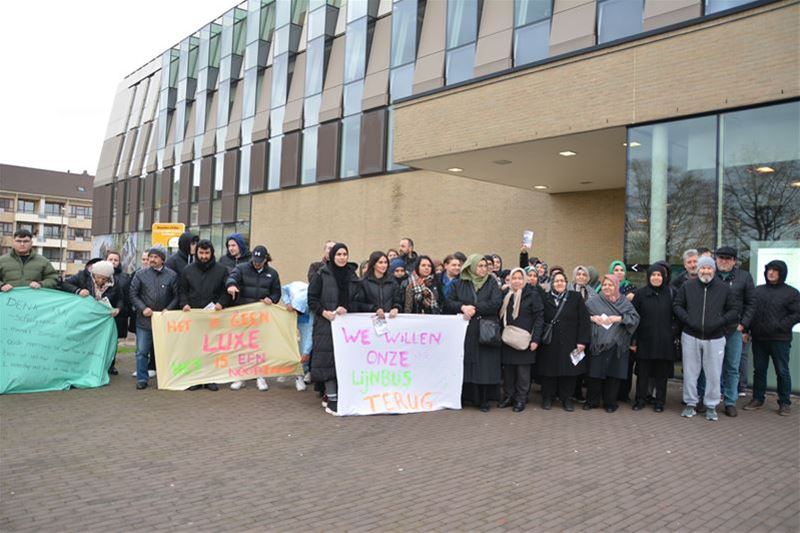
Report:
2,351,798,532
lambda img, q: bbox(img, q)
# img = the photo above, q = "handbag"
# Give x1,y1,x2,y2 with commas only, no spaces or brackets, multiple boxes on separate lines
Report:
501,305,532,350
471,285,501,346
540,296,567,345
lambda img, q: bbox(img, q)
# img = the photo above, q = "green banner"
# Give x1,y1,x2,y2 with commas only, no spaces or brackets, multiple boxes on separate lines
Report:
0,288,117,394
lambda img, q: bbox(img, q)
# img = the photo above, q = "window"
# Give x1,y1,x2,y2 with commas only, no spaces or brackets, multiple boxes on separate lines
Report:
239,145,251,195
597,0,644,44
16,222,35,235
445,0,482,85
301,126,319,185
43,225,63,239
44,202,64,216
391,0,419,68
70,205,92,218
0,198,12,211
390,63,414,101
0,247,10,256
445,43,476,85
43,248,62,262
0,222,12,235
17,199,36,213
344,18,368,83
68,228,91,240
515,0,552,27
340,116,361,179
67,251,90,262
513,0,551,67
705,0,754,15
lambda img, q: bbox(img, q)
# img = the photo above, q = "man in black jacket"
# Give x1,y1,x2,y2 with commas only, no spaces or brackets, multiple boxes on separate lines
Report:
226,245,282,391
744,260,800,416
674,256,738,421
179,240,230,391
129,247,179,389
165,232,198,279
670,248,699,291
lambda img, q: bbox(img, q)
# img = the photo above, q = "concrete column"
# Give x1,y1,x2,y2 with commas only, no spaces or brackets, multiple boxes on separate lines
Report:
649,124,668,262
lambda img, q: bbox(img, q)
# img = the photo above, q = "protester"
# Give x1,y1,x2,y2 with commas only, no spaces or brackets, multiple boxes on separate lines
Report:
390,258,407,283
609,260,636,301
386,248,399,261
713,246,756,417
165,232,198,279
437,254,462,307
401,255,440,314
673,256,738,420
308,243,360,414
219,233,251,272
569,265,595,302
282,281,313,391
444,254,503,412
671,249,699,291
498,268,544,412
587,266,601,293
59,258,123,350
630,264,677,412
0,229,59,291
353,251,401,318
398,237,418,269
129,247,179,389
584,275,640,413
535,271,590,411
128,250,152,375
519,246,537,269
225,245,282,391
744,260,800,416
104,251,129,375
60,257,102,293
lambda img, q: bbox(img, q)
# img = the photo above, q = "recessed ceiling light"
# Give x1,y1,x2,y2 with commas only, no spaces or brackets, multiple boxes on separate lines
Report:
629,141,641,147
493,159,512,165
791,180,800,188
558,150,577,157
447,167,463,172
755,166,775,174
533,185,549,190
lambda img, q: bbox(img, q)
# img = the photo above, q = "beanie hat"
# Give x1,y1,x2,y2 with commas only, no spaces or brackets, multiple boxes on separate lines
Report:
390,258,405,272
148,247,166,262
91,260,115,279
697,256,716,271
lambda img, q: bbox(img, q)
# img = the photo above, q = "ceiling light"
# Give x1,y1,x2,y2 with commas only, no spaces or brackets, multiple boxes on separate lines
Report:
629,141,641,147
533,185,549,190
791,180,800,188
755,166,774,174
558,150,577,157
447,167,463,172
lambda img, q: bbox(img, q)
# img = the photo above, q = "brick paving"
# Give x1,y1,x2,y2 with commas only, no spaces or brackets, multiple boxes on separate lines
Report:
1,350,798,532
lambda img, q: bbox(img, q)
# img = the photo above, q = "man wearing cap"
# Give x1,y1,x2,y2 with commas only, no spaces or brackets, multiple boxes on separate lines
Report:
673,255,738,421
0,228,59,292
744,260,800,416
226,245,282,391
713,246,755,417
129,247,179,390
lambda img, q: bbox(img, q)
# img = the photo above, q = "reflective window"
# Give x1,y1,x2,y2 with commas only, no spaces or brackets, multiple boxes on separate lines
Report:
214,153,225,198
347,0,368,22
308,6,327,40
239,145,251,194
340,116,361,178
302,126,319,184
44,202,64,216
305,36,326,96
446,0,480,49
43,225,63,239
705,0,754,14
390,63,414,101
271,106,286,136
274,25,290,56
513,18,550,66
597,0,644,44
391,0,418,68
17,199,36,213
344,18,367,83
304,94,322,127
271,53,289,108
445,43,475,85
515,0,552,27
343,80,364,116
171,166,180,222
268,135,283,189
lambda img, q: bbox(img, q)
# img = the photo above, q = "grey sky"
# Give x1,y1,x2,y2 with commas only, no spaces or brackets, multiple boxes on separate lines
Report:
0,0,236,176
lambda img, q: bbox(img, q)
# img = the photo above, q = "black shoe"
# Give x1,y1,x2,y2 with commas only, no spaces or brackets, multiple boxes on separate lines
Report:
136,382,148,390
108,366,118,375
188,385,202,391
583,403,595,411
696,404,707,414
498,397,514,409
205,383,219,391
479,402,490,412
605,405,618,413
654,404,664,413
632,400,645,411
563,399,575,412
542,398,552,410
512,401,525,412
618,396,630,403
724,405,737,417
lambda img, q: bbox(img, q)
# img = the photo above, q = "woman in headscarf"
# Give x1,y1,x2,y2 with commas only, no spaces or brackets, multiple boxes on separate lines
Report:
535,261,550,291
401,255,440,314
569,265,595,302
444,254,503,412
353,251,401,318
609,260,637,301
631,264,677,412
498,268,544,412
535,271,591,411
587,266,602,293
308,243,360,415
584,275,640,413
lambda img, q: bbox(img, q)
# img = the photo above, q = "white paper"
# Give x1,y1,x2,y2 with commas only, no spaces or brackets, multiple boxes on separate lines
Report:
372,316,389,336
600,313,613,330
203,302,217,310
570,349,586,366
97,296,113,309
522,230,534,249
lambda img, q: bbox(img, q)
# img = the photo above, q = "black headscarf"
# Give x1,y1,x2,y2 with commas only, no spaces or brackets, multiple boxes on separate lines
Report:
328,243,351,307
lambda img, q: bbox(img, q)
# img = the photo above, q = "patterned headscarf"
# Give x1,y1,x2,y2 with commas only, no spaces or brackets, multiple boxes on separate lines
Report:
601,274,621,303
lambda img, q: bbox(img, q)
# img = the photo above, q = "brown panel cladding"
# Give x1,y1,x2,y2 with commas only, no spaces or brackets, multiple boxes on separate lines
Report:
142,172,155,228
474,0,514,77
221,149,239,223
159,168,173,222
91,185,112,235
362,16,391,111
250,140,268,192
114,181,126,231
197,156,214,225
643,0,701,31
128,177,140,231
316,121,340,183
280,131,301,188
178,164,192,224
319,36,346,122
412,0,446,94
549,1,597,56
283,53,307,133
129,121,152,177
359,108,387,176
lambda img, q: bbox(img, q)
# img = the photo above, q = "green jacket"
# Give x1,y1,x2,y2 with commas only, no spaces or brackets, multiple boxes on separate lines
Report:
0,250,59,288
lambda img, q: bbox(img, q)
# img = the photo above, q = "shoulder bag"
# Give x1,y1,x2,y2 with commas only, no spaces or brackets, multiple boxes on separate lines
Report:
540,296,567,345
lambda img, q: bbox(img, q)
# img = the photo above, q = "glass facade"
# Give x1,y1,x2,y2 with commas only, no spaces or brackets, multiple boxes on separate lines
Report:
598,0,644,44
445,0,481,85
625,101,800,271
513,0,551,67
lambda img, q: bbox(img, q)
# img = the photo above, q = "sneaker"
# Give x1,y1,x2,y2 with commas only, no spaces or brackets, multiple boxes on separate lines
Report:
743,399,764,410
321,394,328,408
681,406,696,418
230,380,244,390
738,390,747,397
778,404,791,416
325,400,338,415
256,377,269,391
303,372,312,384
131,370,137,377
148,370,157,378
705,408,718,421
695,403,707,414
724,405,738,417
295,376,307,391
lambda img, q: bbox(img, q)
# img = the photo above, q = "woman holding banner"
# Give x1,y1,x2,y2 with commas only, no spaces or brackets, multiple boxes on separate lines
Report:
308,243,360,415
444,254,503,412
353,251,402,317
400,256,440,315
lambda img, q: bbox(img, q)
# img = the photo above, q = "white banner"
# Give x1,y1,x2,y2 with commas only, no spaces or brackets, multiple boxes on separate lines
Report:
332,313,469,416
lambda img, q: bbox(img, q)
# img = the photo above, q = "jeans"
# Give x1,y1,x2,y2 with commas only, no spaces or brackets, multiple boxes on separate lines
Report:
135,327,154,384
752,340,792,406
722,330,743,406
682,333,726,409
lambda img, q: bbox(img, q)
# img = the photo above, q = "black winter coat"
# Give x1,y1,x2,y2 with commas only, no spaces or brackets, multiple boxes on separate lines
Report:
535,291,591,377
353,276,401,313
716,266,756,333
112,269,130,338
59,269,124,310
444,279,503,385
128,267,180,330
632,285,678,361
165,251,190,279
308,264,360,383
226,263,281,306
673,277,738,340
500,285,545,365
749,261,800,342
179,260,231,309
219,250,252,272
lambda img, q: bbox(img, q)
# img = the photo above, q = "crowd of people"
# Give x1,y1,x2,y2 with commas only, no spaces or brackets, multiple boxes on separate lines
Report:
1,228,798,419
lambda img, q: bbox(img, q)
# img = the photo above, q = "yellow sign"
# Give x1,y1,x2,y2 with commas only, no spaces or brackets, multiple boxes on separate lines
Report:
151,223,186,247
152,303,302,390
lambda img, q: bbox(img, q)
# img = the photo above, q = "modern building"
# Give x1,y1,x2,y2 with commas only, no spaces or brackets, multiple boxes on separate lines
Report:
1,164,94,276
94,0,798,281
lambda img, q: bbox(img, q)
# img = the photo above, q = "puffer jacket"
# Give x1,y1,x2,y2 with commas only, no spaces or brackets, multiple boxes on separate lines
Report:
716,266,756,333
0,250,59,288
129,266,180,329
749,260,800,342
673,276,738,340
353,275,401,313
225,262,281,305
